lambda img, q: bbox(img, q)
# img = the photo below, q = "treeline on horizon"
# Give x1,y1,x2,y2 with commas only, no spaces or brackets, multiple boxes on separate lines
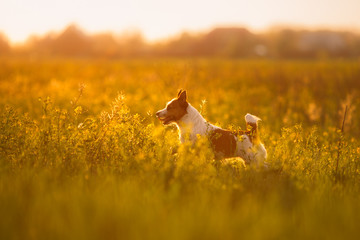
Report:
1,24,360,58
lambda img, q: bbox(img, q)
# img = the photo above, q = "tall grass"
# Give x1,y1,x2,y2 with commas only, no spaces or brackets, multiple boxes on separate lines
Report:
0,58,360,239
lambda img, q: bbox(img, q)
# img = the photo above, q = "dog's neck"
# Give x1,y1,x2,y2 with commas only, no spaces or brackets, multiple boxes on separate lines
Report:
175,104,217,143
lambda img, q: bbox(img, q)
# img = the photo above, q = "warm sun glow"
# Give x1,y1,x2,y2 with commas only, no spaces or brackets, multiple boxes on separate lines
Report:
1,0,360,43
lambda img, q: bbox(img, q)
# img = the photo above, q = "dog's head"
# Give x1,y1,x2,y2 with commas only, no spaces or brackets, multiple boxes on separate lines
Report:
156,89,188,125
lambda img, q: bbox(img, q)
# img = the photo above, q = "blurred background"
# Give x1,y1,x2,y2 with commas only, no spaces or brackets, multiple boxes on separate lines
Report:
1,0,360,59
1,3,360,239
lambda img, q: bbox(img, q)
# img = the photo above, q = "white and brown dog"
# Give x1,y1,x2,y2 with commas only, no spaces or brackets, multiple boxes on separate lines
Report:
156,90,267,165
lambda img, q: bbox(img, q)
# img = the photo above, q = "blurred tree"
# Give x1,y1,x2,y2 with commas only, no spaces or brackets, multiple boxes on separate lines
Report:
91,33,120,57
197,28,256,57
4,24,360,59
155,32,199,57
269,29,301,58
0,33,11,55
23,34,56,56
117,30,148,57
52,24,91,56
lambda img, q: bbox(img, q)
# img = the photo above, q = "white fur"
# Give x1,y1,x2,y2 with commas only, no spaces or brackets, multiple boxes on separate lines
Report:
175,104,218,143
245,113,261,124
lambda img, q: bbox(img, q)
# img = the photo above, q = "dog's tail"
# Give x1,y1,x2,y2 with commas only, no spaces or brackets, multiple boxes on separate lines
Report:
245,113,267,164
245,113,262,144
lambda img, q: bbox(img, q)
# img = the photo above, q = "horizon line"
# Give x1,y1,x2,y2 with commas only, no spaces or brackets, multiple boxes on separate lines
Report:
3,22,360,46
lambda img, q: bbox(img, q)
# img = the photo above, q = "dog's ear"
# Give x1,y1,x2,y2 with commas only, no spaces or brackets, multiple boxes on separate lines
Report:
177,89,183,97
178,90,187,103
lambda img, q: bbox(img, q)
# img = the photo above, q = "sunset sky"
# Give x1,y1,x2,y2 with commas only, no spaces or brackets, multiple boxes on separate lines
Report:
1,0,360,43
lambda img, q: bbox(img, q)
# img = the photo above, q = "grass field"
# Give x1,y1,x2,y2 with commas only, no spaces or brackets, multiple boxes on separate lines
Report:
1,58,360,239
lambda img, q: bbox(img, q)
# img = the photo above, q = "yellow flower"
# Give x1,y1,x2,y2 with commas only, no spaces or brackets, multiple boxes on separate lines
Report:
74,106,82,115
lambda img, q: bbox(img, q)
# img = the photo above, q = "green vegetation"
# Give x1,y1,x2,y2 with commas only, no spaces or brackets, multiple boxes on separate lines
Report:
0,58,360,239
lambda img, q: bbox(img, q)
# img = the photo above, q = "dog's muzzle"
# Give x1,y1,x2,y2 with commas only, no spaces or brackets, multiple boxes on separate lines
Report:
156,109,173,125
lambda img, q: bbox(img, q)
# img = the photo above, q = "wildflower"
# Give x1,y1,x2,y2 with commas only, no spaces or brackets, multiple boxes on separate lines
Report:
74,106,82,115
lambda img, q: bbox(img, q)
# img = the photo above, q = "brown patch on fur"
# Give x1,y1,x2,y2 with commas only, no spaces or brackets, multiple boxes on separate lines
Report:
156,90,188,125
209,129,237,158
210,122,260,159
165,98,188,122
231,122,259,144
246,122,260,144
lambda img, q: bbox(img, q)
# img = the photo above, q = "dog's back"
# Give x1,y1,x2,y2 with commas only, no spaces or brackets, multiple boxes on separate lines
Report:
208,113,266,164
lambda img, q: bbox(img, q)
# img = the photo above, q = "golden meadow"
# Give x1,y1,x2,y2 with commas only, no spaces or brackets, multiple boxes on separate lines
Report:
1,58,360,239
